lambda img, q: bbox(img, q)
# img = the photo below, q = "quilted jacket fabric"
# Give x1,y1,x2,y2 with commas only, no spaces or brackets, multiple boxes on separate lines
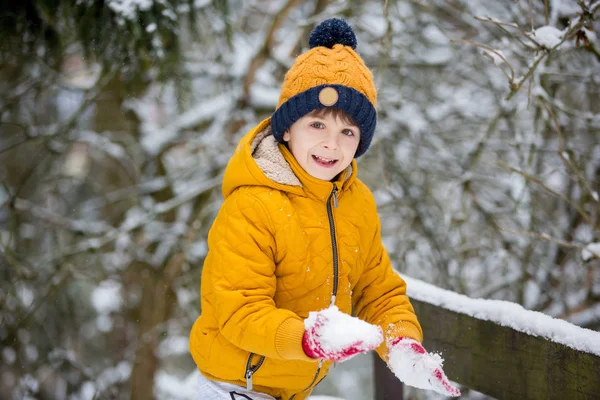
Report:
189,118,423,400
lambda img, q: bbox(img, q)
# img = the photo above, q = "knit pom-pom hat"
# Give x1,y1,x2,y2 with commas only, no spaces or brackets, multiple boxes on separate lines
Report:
271,18,377,158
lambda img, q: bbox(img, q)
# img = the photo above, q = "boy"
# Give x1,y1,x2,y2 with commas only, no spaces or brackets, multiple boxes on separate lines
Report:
189,18,460,400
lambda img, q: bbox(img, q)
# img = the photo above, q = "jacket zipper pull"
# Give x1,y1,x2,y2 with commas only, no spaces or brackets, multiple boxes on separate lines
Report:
246,371,253,390
332,185,338,209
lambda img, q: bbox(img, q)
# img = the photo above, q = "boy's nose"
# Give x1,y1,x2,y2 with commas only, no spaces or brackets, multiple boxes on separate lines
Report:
322,133,339,150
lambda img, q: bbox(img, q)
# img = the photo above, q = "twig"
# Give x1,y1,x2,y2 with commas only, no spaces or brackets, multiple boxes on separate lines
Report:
528,0,534,32
241,0,301,103
499,226,600,259
498,161,593,225
473,271,524,298
540,101,599,205
13,198,112,235
506,1,600,100
473,16,536,50
451,39,515,81
527,74,533,108
36,176,221,265
473,15,518,29
535,89,600,122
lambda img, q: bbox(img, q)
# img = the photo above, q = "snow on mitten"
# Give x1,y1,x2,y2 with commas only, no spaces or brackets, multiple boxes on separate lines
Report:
388,337,461,397
302,306,383,362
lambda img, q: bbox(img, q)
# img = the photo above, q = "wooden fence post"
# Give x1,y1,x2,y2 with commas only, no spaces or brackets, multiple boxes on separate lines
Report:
373,352,403,400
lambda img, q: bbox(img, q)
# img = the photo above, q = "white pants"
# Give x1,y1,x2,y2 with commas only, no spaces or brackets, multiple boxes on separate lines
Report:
197,372,277,400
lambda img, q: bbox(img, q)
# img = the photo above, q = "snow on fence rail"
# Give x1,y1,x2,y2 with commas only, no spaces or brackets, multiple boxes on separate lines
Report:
372,274,600,399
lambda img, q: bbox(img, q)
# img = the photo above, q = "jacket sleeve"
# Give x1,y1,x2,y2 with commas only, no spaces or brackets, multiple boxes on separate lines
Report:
203,189,312,361
351,198,423,361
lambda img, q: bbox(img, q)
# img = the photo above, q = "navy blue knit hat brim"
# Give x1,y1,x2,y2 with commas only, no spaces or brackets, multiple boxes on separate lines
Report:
271,84,376,158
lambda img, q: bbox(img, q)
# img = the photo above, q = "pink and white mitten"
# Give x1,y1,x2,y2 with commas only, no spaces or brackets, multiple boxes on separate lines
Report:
302,306,383,362
388,337,461,397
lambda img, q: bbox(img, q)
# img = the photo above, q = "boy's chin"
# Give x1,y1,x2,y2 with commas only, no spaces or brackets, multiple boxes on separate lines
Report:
307,167,346,182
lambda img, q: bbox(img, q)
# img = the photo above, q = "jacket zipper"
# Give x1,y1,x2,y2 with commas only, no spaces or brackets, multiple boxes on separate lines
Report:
244,353,265,390
290,185,340,399
290,359,323,399
326,183,340,306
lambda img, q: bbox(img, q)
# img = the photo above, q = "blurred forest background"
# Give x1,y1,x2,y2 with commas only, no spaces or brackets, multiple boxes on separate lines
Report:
0,0,599,399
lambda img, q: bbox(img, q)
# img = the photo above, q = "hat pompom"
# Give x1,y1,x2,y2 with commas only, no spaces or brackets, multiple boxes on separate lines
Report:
308,18,357,50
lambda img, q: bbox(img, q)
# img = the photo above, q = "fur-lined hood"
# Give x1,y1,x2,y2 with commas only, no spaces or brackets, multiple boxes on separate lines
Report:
221,117,357,202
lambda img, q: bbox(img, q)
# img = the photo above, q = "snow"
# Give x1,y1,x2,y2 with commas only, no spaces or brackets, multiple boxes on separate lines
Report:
582,242,600,261
481,49,507,66
304,306,383,356
107,0,154,20
387,339,459,397
549,0,582,25
155,371,198,399
361,14,388,37
96,361,131,393
135,93,232,155
250,85,280,108
91,280,122,313
78,130,126,159
568,303,600,327
404,275,600,356
16,284,34,308
2,347,16,364
392,103,427,135
423,24,447,45
532,26,563,49
158,336,190,357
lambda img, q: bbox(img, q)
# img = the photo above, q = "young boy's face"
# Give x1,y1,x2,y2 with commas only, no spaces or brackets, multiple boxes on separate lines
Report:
283,111,360,181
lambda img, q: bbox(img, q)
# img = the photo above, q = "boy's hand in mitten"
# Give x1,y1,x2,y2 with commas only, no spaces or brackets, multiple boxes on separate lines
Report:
388,337,461,397
302,306,383,362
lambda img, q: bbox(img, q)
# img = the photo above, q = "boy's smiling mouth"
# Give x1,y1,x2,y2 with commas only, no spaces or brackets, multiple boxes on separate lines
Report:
312,155,338,167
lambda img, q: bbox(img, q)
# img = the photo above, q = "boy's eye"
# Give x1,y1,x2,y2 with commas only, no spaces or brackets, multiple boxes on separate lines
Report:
342,129,356,137
310,122,325,129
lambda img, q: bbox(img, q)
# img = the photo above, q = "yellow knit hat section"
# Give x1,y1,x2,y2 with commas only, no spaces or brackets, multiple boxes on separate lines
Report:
276,44,377,109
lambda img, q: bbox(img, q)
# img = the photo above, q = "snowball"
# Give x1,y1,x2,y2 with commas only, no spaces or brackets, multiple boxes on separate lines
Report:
304,306,383,355
388,341,444,390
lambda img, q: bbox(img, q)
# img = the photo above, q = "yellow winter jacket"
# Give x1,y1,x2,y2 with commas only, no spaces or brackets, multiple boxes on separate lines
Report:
189,118,422,400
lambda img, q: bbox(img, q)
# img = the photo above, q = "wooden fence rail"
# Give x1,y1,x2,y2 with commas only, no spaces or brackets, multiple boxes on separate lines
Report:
373,299,600,399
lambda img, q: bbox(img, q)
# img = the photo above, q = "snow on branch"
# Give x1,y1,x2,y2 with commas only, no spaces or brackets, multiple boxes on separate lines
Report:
108,0,155,21
540,101,600,207
13,198,112,235
506,0,600,100
497,226,600,261
36,176,221,265
498,161,594,225
462,1,600,100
